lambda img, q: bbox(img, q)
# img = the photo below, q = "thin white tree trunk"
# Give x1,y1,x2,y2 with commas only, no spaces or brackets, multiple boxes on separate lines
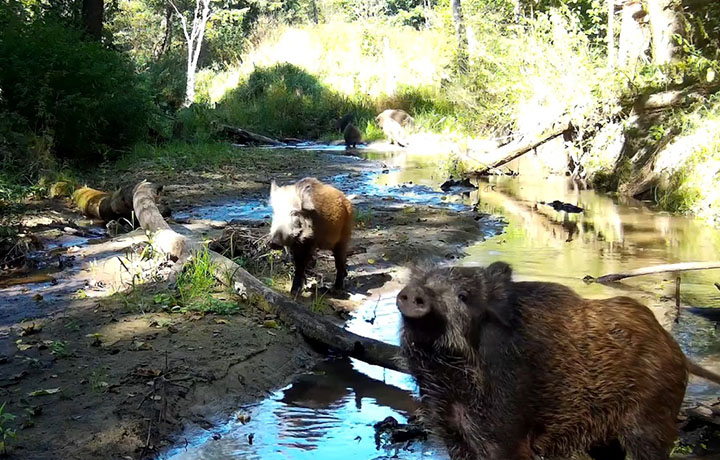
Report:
618,1,649,68
607,0,615,69
171,0,211,107
451,0,468,70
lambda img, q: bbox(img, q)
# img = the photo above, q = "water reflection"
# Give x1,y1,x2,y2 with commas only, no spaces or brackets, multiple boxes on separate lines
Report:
163,358,446,460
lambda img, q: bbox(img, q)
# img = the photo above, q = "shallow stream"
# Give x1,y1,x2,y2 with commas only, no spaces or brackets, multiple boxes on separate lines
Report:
160,148,720,460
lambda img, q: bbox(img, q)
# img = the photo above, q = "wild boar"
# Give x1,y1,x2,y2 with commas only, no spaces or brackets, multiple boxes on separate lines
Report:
397,262,720,460
337,113,362,149
375,109,414,147
343,123,362,149
269,177,353,294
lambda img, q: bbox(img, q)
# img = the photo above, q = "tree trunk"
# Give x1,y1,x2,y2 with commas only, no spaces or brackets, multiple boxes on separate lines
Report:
82,0,103,40
607,0,615,69
618,0,649,68
184,48,197,107
646,0,685,64
451,0,468,70
587,262,720,284
131,181,405,372
158,4,174,58
173,0,212,108
464,121,571,177
219,124,285,146
310,0,319,24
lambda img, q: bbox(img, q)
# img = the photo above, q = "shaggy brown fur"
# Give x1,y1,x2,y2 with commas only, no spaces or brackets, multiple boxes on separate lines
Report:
343,123,362,149
269,177,353,294
397,262,719,460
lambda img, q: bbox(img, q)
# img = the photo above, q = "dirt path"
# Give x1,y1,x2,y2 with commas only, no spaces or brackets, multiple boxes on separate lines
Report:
0,146,502,459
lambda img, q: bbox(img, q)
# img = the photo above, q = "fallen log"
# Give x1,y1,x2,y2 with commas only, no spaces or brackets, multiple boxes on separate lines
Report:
219,124,285,146
465,121,571,177
72,186,114,221
73,183,170,223
585,262,720,284
131,181,405,373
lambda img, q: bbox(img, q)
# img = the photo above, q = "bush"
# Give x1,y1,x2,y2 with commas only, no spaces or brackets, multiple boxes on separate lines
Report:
216,63,376,138
0,14,152,163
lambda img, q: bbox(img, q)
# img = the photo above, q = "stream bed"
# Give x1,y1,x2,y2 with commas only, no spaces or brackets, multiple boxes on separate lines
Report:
159,148,720,460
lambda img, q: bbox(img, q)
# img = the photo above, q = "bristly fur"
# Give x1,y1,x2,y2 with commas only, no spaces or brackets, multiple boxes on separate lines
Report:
398,262,694,460
269,177,353,293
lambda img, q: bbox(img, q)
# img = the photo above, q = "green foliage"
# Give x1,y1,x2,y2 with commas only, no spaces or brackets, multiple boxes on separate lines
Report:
89,369,109,394
141,51,188,111
0,12,152,163
338,0,435,27
0,402,16,455
49,340,70,358
515,0,607,41
684,1,720,60
657,168,703,215
216,63,375,138
354,207,375,228
174,104,219,142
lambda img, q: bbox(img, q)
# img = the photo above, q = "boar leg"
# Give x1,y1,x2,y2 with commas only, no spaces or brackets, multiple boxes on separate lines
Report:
332,243,348,290
290,243,313,294
588,439,626,460
621,433,672,460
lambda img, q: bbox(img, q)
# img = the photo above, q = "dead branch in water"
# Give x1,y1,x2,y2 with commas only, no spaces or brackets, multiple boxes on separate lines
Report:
219,124,285,146
463,121,571,177
131,180,404,373
585,262,720,284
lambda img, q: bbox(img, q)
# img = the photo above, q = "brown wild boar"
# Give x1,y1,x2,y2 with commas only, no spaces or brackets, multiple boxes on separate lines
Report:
375,109,414,147
269,177,353,294
343,123,362,149
397,262,720,460
337,113,362,149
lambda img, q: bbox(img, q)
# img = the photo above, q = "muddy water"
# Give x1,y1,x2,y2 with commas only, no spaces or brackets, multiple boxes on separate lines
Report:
162,149,720,460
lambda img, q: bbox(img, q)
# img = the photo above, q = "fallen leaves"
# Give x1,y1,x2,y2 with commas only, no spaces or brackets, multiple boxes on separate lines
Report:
28,388,60,397
16,340,34,351
20,323,42,336
130,340,153,351
86,333,103,347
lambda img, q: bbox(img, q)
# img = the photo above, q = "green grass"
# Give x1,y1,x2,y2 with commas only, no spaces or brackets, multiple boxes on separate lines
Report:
354,207,375,228
310,285,329,313
49,341,70,358
174,247,239,315
116,140,322,174
0,402,16,455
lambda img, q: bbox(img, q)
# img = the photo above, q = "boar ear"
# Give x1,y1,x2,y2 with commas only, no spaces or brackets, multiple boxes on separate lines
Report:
297,183,315,211
484,261,513,328
486,261,512,285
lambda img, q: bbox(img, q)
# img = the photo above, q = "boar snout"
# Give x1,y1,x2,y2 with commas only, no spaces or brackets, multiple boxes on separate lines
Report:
397,285,430,318
269,233,285,250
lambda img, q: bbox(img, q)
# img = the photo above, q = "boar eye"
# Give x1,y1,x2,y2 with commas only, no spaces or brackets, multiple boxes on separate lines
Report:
458,292,468,303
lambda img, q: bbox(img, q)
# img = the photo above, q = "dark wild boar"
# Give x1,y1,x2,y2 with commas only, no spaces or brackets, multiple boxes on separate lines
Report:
269,177,353,294
397,262,720,460
337,113,362,149
343,123,362,149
